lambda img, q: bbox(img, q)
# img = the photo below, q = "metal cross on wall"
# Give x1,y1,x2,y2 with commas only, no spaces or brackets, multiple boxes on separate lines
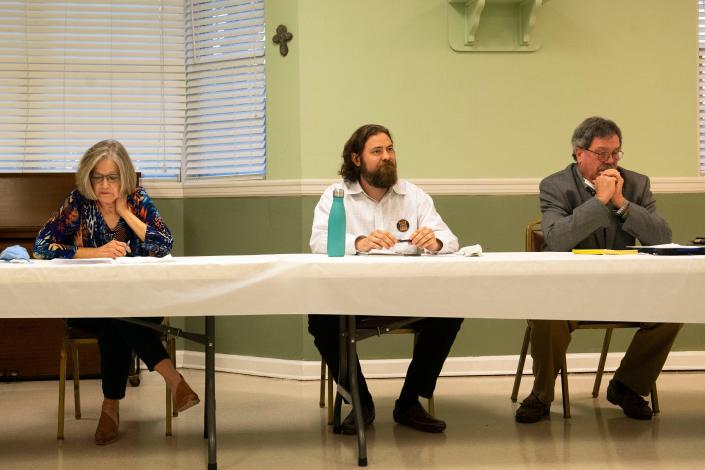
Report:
272,24,293,57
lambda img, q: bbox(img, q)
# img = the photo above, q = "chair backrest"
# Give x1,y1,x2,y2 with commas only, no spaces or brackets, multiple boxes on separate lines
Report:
0,173,77,255
525,218,545,252
355,316,423,341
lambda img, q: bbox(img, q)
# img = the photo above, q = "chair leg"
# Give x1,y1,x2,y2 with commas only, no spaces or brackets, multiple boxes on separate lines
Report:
165,344,173,436
327,366,334,425
169,337,178,417
57,339,68,440
560,356,571,419
511,324,531,402
166,336,175,436
166,383,172,436
71,343,81,419
651,383,660,415
592,328,613,398
319,360,326,408
128,351,141,387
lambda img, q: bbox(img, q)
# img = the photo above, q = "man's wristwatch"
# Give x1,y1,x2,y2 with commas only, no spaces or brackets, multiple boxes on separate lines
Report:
614,200,630,220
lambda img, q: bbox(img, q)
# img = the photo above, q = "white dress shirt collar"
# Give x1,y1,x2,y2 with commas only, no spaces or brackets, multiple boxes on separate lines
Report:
344,179,407,199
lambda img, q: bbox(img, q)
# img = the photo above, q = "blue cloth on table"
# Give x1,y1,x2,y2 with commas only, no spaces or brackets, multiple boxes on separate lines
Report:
0,245,30,262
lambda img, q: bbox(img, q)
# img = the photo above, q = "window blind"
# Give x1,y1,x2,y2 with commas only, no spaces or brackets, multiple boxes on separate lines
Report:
698,0,705,175
0,0,186,180
184,0,266,179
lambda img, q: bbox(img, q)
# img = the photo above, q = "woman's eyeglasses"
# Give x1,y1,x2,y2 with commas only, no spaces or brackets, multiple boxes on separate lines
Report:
90,173,120,184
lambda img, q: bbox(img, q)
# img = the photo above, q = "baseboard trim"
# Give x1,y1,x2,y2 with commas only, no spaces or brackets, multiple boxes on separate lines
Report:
176,350,705,380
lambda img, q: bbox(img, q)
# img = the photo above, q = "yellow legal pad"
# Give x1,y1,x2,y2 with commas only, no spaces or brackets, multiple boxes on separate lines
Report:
571,249,639,255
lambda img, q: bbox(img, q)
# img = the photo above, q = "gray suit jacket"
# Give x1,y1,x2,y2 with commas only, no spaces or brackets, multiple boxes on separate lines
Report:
539,164,671,251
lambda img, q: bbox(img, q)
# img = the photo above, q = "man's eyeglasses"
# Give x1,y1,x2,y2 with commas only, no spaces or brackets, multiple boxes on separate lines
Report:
90,173,120,184
580,147,624,162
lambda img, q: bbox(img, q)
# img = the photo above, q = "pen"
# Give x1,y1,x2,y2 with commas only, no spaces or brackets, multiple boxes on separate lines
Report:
397,239,412,243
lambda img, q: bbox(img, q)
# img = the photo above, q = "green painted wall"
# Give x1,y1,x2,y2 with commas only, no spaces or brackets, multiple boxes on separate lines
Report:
177,0,705,361
283,0,698,179
153,198,184,257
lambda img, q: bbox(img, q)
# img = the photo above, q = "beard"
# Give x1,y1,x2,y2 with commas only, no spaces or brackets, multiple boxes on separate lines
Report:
360,159,398,189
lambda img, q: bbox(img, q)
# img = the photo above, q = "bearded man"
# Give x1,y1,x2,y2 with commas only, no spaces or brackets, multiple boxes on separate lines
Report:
308,124,463,434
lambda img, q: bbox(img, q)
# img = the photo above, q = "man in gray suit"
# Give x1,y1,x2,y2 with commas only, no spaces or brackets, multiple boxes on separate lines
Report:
515,116,682,423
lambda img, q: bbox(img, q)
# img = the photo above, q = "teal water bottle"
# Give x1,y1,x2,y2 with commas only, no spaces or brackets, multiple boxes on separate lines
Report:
327,188,346,257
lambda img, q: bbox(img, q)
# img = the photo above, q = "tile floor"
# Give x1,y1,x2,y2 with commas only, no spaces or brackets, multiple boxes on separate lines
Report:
1,370,705,469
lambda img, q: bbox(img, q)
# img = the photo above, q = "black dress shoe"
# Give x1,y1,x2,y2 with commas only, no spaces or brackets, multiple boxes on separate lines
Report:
393,400,446,433
515,392,550,423
341,402,375,435
606,379,653,420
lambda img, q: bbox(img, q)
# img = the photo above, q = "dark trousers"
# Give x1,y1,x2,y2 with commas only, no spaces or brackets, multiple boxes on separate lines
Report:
67,317,170,400
308,315,463,405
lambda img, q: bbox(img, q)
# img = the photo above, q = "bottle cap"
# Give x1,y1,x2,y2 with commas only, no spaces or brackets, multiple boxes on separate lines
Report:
333,188,344,198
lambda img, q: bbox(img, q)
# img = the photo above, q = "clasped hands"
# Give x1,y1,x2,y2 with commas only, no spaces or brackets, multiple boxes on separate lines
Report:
355,227,442,253
594,168,626,209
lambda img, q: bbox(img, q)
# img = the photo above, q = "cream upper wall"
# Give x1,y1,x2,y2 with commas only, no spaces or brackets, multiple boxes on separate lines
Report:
264,0,698,180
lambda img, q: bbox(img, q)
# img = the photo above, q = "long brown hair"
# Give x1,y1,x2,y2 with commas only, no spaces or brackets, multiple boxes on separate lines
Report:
339,124,392,182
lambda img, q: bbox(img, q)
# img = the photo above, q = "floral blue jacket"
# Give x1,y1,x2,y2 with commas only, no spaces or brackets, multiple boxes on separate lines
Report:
34,186,173,259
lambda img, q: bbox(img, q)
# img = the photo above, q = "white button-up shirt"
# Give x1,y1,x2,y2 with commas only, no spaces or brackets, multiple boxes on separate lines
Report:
310,179,459,255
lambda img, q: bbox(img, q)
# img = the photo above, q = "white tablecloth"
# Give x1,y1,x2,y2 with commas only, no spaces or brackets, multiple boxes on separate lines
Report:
2,252,704,322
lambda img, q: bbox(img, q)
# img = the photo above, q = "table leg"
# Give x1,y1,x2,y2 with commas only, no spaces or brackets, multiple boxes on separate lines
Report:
333,315,346,433
205,316,217,470
113,317,216,468
346,315,367,467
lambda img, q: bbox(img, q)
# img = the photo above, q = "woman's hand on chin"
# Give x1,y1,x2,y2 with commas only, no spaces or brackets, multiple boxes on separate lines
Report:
115,195,130,217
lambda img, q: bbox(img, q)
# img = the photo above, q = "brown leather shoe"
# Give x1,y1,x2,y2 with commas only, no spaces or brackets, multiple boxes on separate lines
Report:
606,379,653,420
393,400,446,433
515,392,550,423
94,411,119,445
174,374,200,413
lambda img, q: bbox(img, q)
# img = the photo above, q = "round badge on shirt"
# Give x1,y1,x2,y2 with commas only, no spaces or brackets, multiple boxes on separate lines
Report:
396,219,409,232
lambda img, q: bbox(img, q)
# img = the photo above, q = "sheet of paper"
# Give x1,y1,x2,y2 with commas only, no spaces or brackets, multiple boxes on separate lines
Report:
49,258,113,264
357,243,420,256
48,255,175,264
115,255,175,264
631,243,690,248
